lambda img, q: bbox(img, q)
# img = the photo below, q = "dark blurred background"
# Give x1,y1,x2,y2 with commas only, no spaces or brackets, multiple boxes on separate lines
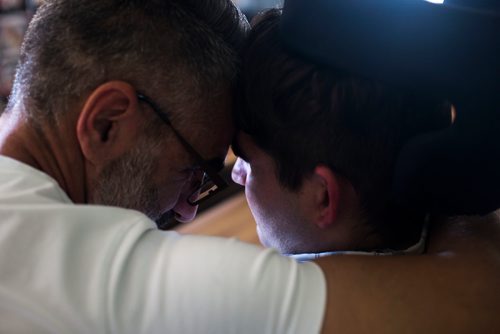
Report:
0,0,40,109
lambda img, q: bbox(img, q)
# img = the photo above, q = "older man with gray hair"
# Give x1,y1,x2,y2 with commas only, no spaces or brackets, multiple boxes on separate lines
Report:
0,0,330,332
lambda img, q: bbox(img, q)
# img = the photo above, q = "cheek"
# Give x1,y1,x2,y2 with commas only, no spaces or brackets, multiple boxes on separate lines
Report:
247,185,288,251
243,167,260,206
245,172,276,226
232,159,271,219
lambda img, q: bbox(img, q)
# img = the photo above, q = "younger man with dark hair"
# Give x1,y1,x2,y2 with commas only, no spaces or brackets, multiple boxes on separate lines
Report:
231,11,500,332
232,9,453,257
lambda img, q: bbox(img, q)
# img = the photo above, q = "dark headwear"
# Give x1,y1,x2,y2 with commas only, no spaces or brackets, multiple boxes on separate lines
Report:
281,0,500,215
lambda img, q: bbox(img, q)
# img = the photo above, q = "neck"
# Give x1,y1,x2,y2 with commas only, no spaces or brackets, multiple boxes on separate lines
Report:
0,106,87,203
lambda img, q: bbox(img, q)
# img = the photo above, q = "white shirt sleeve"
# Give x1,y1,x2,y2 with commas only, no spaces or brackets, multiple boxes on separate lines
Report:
0,157,326,334
107,228,327,334
0,207,326,334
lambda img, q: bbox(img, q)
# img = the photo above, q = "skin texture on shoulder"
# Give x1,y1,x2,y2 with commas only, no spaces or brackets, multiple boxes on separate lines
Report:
316,212,500,334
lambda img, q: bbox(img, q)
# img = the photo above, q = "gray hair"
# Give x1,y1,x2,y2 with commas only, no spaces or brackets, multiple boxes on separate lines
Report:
8,0,249,125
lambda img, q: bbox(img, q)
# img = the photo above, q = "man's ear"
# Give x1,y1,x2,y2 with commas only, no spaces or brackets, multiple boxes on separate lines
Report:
310,165,341,229
76,81,142,165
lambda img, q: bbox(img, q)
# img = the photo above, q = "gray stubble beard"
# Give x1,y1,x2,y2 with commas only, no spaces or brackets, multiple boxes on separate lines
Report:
92,138,163,221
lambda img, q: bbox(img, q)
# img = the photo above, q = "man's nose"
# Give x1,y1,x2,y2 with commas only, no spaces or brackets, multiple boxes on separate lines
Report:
172,198,198,223
231,158,248,186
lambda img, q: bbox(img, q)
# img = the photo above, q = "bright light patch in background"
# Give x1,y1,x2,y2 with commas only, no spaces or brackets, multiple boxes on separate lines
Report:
425,0,445,4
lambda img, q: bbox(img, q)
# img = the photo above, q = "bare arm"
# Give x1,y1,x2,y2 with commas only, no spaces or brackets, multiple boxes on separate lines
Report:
315,214,500,333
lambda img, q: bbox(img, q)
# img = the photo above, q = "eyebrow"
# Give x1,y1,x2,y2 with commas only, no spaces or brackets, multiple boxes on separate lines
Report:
231,137,250,162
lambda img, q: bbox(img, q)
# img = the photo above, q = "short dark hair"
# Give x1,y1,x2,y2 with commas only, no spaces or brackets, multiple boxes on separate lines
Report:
8,0,248,125
236,9,452,247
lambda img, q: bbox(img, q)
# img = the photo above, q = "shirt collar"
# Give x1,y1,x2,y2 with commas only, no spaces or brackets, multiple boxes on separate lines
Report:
288,216,430,262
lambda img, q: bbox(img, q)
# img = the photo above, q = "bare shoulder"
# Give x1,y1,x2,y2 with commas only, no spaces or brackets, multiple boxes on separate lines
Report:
316,211,500,334
429,210,500,259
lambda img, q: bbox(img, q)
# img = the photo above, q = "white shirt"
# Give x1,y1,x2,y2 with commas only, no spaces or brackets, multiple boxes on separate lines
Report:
290,219,429,262
0,156,326,334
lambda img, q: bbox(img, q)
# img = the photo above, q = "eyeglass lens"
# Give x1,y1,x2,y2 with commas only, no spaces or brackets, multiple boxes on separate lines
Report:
188,175,218,205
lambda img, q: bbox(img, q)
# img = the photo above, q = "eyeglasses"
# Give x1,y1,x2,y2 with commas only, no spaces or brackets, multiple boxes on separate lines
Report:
137,93,228,206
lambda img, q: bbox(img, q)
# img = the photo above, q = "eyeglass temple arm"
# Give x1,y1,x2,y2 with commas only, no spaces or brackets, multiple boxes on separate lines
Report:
137,94,227,188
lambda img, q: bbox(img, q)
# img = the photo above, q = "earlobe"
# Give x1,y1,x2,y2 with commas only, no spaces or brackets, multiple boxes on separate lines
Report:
312,165,340,229
76,81,140,165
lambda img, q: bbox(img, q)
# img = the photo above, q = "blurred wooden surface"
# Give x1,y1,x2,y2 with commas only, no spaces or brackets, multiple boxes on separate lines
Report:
175,192,261,245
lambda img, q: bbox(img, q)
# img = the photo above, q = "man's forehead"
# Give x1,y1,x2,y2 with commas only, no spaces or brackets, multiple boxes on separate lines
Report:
193,129,232,165
196,90,233,126
186,93,234,156
206,116,234,158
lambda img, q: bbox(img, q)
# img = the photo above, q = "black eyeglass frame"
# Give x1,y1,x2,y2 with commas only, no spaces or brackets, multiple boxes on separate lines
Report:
137,93,228,206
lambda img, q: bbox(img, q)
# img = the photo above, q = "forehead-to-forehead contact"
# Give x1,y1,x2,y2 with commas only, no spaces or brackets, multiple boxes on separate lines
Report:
232,131,259,162
175,90,234,162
